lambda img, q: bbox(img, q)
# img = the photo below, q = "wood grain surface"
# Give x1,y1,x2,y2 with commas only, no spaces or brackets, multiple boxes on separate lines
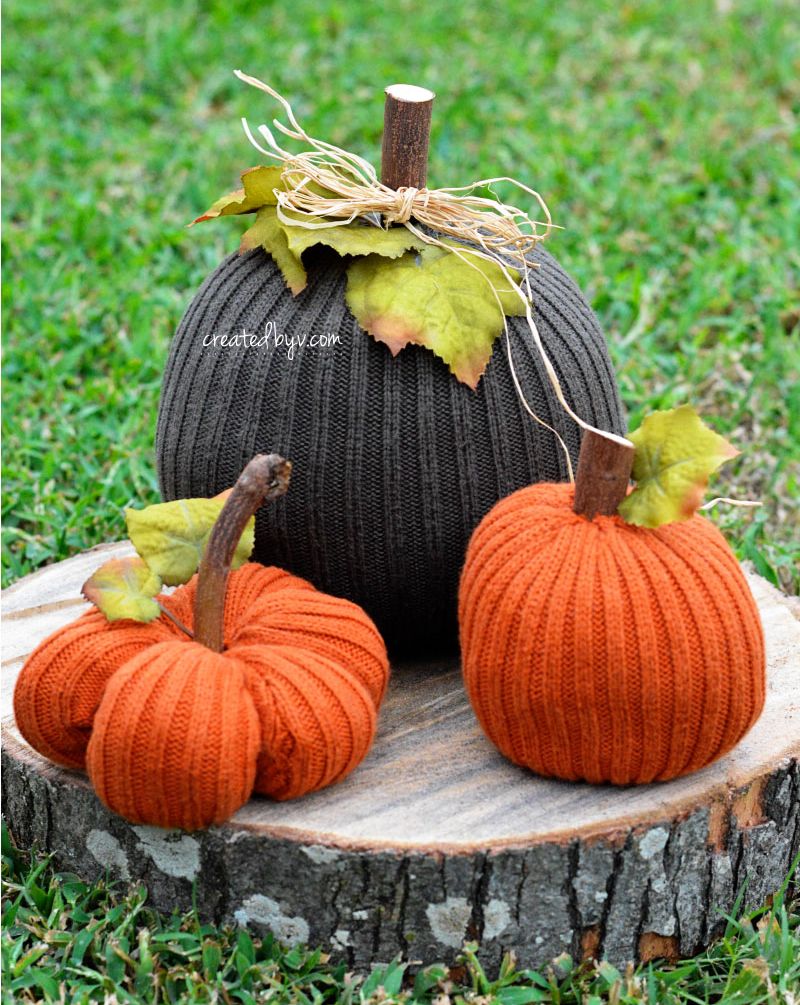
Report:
2,542,798,968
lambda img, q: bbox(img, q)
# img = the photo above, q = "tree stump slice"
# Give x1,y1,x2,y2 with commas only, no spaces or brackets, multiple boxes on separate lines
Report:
2,542,799,969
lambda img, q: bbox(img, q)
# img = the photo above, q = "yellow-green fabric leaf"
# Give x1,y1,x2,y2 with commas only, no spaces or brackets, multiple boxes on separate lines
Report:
240,206,307,294
81,557,161,623
344,244,526,388
126,496,255,586
193,165,284,223
618,405,739,528
285,221,425,261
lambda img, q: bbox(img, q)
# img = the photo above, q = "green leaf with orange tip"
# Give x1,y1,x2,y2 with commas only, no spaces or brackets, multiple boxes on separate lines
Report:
619,405,740,528
81,557,161,622
241,211,423,295
284,220,426,261
344,243,526,388
192,165,284,223
126,495,255,586
240,206,308,294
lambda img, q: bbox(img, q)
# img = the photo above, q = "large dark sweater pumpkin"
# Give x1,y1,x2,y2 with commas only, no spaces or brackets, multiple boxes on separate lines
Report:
156,244,624,654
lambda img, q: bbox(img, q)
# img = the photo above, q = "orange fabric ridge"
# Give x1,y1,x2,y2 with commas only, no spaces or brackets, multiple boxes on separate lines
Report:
459,483,766,785
14,563,389,831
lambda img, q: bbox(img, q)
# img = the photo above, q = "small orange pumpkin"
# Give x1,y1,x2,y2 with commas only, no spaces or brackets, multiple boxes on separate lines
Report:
459,432,766,785
14,456,389,831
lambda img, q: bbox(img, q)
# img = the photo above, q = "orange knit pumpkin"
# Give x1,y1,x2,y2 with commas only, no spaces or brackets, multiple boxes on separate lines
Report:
14,455,390,831
14,562,388,830
459,482,766,785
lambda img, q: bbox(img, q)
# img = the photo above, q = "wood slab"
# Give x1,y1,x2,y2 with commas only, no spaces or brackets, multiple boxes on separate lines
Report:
2,542,799,969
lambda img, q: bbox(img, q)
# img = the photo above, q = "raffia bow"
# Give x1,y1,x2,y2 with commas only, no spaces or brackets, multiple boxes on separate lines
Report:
384,186,424,225
235,70,553,258
233,70,636,478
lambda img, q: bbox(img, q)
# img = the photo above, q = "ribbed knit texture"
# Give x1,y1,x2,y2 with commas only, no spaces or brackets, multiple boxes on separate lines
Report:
156,245,625,654
459,483,766,784
13,563,389,831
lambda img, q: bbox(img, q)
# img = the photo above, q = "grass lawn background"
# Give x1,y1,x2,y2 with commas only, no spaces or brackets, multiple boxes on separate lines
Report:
2,0,799,1000
2,0,798,591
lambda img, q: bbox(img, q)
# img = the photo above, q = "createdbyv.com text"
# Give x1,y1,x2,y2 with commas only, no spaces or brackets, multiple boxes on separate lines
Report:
203,322,342,360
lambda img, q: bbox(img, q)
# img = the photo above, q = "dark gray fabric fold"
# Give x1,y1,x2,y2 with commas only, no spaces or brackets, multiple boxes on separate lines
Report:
156,245,625,654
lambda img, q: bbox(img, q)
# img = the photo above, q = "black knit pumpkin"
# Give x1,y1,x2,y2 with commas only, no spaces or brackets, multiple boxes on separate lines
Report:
156,244,624,654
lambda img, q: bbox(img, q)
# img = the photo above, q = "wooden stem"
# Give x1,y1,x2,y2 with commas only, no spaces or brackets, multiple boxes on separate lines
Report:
194,454,292,652
380,84,435,191
573,430,635,520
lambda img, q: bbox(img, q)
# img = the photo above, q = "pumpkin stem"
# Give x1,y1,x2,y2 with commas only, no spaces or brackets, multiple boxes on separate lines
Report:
194,454,292,652
573,429,635,520
381,84,435,191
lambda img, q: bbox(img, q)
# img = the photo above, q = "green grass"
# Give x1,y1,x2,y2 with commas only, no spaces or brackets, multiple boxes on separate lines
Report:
3,828,798,1004
2,0,799,590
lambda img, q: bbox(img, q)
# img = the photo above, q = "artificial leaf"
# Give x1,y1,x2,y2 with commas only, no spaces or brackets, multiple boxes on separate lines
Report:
284,219,425,261
618,405,739,528
81,557,161,623
126,496,255,586
192,164,425,298
345,244,526,388
240,206,308,294
193,165,284,224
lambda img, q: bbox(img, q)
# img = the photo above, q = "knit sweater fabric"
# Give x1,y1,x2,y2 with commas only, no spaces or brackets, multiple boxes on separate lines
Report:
459,483,766,784
14,563,389,831
156,244,625,654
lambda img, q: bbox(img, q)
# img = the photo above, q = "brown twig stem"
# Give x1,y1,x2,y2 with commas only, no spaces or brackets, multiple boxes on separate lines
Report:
573,430,635,520
380,83,435,191
194,454,292,652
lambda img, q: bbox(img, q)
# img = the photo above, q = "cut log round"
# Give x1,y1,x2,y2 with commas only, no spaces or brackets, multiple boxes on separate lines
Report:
2,542,799,969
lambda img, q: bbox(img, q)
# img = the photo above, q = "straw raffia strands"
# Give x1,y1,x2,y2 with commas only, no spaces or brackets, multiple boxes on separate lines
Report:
234,71,632,476
235,70,553,252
